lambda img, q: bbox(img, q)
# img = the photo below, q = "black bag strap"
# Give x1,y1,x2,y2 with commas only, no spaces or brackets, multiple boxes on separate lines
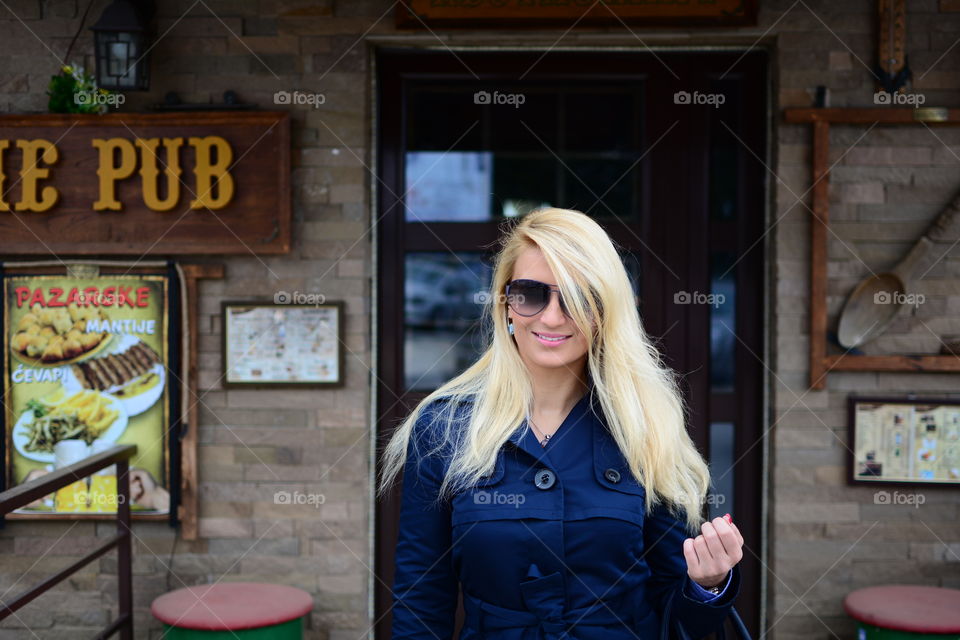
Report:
659,586,752,640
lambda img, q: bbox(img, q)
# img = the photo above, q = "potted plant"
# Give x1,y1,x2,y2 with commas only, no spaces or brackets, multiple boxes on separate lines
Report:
47,63,118,114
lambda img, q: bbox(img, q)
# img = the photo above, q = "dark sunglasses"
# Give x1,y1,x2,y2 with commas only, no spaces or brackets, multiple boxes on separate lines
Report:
505,279,571,317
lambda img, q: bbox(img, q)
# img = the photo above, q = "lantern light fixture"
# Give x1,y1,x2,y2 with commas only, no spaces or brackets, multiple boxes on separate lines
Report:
90,0,154,91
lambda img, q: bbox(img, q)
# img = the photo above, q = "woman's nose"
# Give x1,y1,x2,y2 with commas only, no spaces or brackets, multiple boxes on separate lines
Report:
539,293,567,326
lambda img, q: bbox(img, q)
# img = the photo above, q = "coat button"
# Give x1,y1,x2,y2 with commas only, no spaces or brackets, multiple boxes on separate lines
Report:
604,468,621,483
534,468,556,490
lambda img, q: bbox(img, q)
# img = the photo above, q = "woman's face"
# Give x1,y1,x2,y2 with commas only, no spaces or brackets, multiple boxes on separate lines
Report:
507,246,591,374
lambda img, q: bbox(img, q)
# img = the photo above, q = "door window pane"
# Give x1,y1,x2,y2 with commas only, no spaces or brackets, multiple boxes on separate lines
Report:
404,84,644,222
708,79,740,221
710,252,737,393
405,152,493,222
563,156,638,218
404,252,493,391
563,91,637,152
708,421,735,521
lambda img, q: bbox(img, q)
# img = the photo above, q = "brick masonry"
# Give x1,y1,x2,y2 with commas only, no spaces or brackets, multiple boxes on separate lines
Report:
0,1,959,639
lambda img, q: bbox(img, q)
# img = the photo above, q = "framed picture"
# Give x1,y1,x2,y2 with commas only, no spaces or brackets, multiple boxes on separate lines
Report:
221,301,344,388
3,267,180,520
848,395,960,487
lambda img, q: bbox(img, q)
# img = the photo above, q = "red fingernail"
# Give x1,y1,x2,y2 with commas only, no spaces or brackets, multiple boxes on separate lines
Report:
724,513,732,523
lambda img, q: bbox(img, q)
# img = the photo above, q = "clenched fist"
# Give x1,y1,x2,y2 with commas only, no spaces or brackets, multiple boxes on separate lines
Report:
683,513,744,589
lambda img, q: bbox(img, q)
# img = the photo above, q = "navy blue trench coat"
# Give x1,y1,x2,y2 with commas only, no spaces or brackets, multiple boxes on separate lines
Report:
390,386,741,640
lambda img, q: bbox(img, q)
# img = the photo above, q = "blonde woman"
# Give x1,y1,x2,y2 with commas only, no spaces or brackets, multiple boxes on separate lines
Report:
379,207,744,640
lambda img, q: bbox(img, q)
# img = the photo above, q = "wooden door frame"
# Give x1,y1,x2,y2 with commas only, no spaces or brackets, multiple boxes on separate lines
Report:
373,47,769,639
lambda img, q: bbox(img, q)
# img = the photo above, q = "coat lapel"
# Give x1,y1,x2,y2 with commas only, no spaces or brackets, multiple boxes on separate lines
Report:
507,417,552,465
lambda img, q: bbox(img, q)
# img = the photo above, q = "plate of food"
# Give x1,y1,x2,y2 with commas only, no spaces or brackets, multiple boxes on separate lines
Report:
13,388,128,463
63,334,165,417
10,303,112,368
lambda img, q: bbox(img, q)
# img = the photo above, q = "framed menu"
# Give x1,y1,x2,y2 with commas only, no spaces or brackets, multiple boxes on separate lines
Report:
848,396,960,487
222,301,344,387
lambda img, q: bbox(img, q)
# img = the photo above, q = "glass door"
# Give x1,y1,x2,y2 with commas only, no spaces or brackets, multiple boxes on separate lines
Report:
376,49,767,639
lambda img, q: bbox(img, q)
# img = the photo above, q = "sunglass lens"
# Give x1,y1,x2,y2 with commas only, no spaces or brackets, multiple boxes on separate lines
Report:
509,280,549,316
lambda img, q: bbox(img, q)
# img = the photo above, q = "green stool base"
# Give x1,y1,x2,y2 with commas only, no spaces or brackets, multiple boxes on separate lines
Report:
161,617,303,639
857,621,960,640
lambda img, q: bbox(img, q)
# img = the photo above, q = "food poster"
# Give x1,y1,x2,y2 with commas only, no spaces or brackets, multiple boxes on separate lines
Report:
4,275,171,516
854,401,960,484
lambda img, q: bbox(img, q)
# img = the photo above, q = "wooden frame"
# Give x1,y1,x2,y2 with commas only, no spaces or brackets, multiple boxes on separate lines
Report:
1,262,223,541
847,394,960,488
221,300,345,388
396,0,758,29
783,108,960,389
179,264,223,540
376,48,769,639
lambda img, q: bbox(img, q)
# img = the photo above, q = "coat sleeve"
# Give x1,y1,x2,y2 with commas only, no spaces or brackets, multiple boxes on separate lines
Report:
642,500,742,639
389,408,458,640
684,568,733,602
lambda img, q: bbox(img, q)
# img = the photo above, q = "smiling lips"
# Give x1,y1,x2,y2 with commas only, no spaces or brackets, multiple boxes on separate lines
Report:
533,331,571,346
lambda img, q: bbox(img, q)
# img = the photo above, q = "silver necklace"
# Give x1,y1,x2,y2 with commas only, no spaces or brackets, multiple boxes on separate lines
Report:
527,414,552,447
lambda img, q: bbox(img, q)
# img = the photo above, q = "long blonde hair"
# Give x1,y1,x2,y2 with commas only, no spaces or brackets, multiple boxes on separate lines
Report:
377,207,711,533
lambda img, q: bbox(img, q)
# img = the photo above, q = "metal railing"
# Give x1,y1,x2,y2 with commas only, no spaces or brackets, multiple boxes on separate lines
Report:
0,444,136,640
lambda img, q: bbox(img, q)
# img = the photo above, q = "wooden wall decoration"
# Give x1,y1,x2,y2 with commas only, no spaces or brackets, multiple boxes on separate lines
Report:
396,0,758,29
0,111,290,256
783,107,960,390
876,0,910,94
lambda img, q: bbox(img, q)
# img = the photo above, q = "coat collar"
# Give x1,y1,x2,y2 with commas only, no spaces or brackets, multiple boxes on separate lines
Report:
454,381,629,475
503,383,621,470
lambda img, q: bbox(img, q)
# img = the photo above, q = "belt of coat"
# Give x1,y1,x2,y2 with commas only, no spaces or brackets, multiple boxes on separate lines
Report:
463,564,645,640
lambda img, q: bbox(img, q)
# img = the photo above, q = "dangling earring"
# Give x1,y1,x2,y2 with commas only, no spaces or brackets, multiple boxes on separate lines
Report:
508,319,514,335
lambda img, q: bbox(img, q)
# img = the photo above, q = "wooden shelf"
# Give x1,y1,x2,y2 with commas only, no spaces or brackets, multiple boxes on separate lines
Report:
783,107,960,389
784,106,960,125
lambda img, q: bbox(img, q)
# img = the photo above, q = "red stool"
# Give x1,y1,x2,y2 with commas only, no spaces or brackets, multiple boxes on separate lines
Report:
844,585,960,640
151,582,313,639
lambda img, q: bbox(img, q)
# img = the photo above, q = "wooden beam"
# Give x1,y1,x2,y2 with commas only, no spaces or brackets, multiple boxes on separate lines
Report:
826,354,960,372
178,263,225,540
809,121,830,390
784,107,960,124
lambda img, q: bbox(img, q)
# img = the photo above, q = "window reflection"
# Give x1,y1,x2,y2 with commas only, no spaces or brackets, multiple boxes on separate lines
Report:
405,152,493,222
710,252,736,393
404,253,492,391
708,421,735,521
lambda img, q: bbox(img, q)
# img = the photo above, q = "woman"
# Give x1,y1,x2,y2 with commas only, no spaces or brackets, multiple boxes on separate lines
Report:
379,207,744,640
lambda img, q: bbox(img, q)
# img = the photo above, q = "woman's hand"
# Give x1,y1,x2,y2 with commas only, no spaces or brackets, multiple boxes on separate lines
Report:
683,513,743,589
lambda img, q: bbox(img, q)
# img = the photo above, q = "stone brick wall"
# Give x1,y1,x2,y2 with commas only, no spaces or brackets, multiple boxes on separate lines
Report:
0,1,958,639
